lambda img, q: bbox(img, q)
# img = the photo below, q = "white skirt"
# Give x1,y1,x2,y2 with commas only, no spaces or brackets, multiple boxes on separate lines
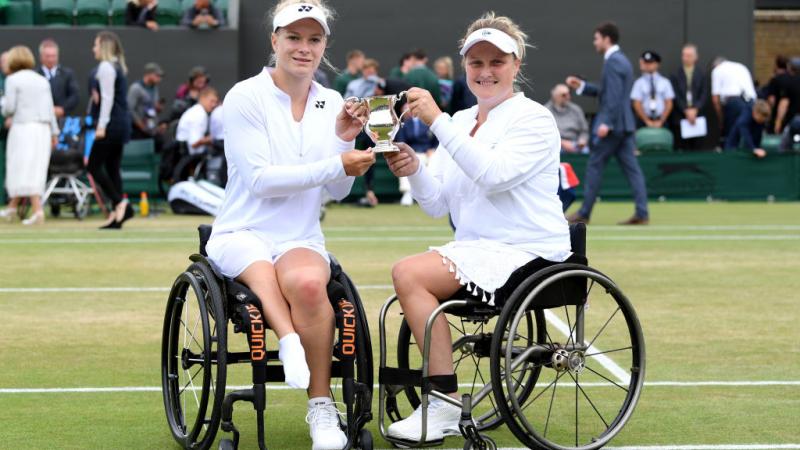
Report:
5,122,52,197
431,240,539,306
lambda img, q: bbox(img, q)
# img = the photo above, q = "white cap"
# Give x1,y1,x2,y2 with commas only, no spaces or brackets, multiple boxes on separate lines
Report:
272,3,330,36
459,28,520,58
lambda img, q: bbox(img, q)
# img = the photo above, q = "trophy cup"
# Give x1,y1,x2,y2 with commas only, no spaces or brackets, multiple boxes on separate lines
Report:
345,91,408,153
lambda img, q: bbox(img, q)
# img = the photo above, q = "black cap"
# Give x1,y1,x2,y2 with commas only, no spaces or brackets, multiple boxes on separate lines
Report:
641,51,661,63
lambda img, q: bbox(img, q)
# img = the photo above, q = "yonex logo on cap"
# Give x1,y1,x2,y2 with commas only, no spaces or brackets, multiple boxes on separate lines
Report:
298,5,312,12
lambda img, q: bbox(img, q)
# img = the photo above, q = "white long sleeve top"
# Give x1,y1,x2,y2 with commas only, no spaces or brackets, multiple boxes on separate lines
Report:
211,68,354,244
1,69,59,135
408,93,571,262
96,61,117,130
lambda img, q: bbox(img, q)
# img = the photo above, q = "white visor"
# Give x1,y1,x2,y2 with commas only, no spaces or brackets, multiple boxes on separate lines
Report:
272,3,330,36
459,28,519,58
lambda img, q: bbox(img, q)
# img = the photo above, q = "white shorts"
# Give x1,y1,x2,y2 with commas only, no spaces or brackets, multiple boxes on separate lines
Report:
206,229,329,279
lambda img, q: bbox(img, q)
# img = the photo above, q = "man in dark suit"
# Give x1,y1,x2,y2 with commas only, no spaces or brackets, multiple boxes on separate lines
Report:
670,43,709,151
36,39,79,121
566,22,649,225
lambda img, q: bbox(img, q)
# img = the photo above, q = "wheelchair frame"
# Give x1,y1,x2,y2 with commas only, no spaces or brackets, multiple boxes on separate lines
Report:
161,225,374,450
377,224,646,450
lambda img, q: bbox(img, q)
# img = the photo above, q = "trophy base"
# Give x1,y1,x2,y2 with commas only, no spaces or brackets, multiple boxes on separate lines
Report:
372,143,400,153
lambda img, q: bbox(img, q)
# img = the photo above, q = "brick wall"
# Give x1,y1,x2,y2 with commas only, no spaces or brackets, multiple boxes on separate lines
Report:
754,10,800,85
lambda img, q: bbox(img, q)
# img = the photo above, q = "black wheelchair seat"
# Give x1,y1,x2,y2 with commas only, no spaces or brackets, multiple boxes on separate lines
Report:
443,223,589,311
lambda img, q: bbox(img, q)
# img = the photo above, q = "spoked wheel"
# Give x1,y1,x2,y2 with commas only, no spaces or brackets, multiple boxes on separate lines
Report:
490,267,645,450
396,307,543,431
162,262,228,450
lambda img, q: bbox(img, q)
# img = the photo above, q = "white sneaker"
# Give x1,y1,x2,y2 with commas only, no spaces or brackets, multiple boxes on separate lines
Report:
306,397,347,450
386,397,461,443
400,192,413,206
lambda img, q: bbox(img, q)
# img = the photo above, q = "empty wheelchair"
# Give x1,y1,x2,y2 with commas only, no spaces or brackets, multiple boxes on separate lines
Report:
161,225,374,450
378,223,645,449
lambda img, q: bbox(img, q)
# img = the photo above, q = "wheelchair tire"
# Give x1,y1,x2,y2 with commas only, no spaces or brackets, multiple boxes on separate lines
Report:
358,428,373,450
162,262,228,450
490,267,645,450
463,434,497,450
396,309,543,431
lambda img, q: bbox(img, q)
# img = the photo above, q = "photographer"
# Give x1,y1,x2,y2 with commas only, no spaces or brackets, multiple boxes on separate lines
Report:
180,0,225,29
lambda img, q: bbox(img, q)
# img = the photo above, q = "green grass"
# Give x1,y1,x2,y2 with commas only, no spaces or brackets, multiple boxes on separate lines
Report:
0,201,799,449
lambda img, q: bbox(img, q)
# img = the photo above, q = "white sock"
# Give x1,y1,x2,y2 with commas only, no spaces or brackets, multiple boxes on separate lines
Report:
278,333,310,389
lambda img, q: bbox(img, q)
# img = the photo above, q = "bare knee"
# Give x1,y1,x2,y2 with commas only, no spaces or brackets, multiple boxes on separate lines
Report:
392,258,419,297
286,276,330,313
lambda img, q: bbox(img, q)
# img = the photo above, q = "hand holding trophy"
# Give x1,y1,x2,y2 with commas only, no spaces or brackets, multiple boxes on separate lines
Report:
344,91,408,152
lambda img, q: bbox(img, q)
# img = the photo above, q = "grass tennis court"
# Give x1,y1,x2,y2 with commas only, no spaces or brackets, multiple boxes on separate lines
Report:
1,201,798,449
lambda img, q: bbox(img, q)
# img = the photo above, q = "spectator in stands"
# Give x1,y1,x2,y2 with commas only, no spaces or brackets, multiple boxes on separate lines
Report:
181,0,225,29
87,31,133,230
176,86,218,156
669,43,709,151
763,55,790,125
631,50,674,129
333,49,364,96
394,103,437,206
344,58,379,99
545,83,589,153
125,0,159,30
404,48,442,107
773,58,800,134
566,22,648,225
711,57,757,143
171,65,209,119
313,68,330,88
724,99,771,158
434,56,454,109
388,52,413,79
35,39,79,122
128,62,165,150
0,45,59,225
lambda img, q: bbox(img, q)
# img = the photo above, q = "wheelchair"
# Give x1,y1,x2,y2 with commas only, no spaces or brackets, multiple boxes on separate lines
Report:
161,225,374,450
378,223,645,449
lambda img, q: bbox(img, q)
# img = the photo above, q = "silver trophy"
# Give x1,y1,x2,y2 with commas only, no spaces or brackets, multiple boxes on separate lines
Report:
345,91,408,153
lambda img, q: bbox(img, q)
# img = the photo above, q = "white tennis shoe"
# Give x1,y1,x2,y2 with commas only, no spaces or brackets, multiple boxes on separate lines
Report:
386,397,461,443
306,397,347,450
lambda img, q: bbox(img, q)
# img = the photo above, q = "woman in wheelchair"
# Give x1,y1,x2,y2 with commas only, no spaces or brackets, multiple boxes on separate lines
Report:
383,13,572,443
204,1,373,448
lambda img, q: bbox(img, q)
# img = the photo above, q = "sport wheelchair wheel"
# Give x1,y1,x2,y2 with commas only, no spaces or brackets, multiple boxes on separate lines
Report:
162,261,228,450
396,308,544,431
490,267,645,450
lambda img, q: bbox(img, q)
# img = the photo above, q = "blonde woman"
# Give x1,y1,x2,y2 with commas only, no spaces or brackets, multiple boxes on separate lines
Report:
205,1,373,448
87,31,133,229
384,13,571,442
433,56,454,108
0,45,59,225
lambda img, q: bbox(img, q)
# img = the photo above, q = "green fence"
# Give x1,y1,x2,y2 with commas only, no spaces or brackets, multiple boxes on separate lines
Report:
347,151,800,202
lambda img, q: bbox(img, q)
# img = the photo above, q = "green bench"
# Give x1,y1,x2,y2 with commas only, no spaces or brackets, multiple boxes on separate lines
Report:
121,138,161,198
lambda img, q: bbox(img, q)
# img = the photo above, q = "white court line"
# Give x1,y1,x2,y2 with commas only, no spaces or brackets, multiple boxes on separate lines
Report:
1,234,799,245
0,285,395,294
544,309,631,385
1,224,797,234
2,381,799,394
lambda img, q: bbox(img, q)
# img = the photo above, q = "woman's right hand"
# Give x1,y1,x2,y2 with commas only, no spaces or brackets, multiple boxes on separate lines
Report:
341,149,375,176
384,142,419,177
95,127,106,140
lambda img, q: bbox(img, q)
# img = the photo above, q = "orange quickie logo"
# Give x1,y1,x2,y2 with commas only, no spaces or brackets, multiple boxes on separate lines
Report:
338,299,356,356
246,304,265,361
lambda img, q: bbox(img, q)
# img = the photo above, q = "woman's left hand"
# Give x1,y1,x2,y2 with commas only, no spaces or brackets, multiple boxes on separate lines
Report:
407,87,442,126
51,135,58,150
95,127,106,140
336,99,368,142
